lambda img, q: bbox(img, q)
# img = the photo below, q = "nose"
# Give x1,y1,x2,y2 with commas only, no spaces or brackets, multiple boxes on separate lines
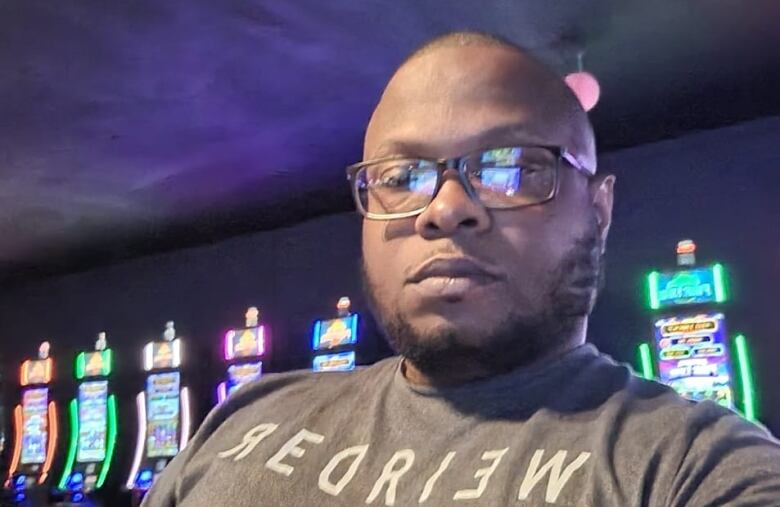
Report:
414,169,491,238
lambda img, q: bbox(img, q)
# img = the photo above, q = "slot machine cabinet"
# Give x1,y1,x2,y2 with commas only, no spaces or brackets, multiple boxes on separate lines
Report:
5,342,59,505
126,322,192,504
216,307,267,404
56,333,118,505
312,297,359,372
636,240,758,421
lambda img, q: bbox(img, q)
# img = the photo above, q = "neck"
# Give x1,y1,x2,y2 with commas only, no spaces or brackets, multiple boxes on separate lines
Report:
402,317,588,388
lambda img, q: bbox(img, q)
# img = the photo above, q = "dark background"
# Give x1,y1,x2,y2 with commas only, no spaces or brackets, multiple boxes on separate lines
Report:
0,1,778,505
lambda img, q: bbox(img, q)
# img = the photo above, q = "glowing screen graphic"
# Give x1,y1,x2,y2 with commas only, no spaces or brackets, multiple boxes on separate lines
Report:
313,316,358,351
83,352,105,377
227,362,263,395
20,388,49,464
654,267,719,308
654,313,734,408
225,328,264,360
77,381,108,462
313,351,355,372
145,373,180,458
151,342,175,369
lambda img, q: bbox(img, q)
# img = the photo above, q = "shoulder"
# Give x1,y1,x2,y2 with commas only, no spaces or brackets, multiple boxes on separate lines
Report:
200,356,401,431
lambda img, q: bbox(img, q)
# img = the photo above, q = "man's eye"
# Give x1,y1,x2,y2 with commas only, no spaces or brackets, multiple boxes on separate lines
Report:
378,167,412,187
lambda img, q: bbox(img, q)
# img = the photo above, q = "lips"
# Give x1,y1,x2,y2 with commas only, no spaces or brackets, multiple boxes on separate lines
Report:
407,256,502,284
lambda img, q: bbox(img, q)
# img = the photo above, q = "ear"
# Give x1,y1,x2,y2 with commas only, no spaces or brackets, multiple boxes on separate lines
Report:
589,174,615,253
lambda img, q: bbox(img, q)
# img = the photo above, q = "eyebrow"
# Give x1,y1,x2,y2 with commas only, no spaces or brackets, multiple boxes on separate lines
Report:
370,123,549,159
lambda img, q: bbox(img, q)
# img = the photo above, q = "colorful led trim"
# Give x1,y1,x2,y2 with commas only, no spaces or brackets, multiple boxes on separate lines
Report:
39,401,58,484
57,400,79,490
126,392,147,490
172,339,182,367
143,343,154,372
638,343,654,380
96,394,118,489
216,382,228,404
7,405,23,482
311,321,322,350
713,263,727,303
734,334,757,422
647,271,660,310
180,387,191,451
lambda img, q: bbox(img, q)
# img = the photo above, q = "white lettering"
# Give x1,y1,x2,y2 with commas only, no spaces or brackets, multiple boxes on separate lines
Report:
453,448,508,500
217,423,278,461
518,450,591,503
365,449,415,506
265,428,324,476
319,445,370,496
418,451,456,503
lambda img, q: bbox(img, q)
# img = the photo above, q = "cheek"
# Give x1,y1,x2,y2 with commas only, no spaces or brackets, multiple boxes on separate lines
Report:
361,221,404,296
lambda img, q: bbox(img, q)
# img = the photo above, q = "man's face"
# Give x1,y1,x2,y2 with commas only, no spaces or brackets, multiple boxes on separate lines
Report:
360,46,613,374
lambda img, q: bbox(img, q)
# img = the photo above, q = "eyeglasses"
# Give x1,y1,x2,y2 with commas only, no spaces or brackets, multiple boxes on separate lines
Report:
346,145,591,220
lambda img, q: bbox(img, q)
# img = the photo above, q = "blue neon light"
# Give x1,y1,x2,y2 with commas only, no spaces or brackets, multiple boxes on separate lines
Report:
311,321,322,350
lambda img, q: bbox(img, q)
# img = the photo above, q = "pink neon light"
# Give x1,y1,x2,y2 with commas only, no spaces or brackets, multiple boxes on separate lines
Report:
180,388,191,451
216,382,227,404
126,392,146,490
224,331,235,360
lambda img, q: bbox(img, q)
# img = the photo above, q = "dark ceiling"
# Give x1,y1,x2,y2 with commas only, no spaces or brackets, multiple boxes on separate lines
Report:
1,0,778,282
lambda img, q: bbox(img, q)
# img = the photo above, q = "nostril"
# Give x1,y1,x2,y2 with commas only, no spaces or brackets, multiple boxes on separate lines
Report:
460,218,478,228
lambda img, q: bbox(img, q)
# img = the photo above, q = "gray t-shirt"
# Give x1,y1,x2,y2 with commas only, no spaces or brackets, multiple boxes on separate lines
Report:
143,344,780,506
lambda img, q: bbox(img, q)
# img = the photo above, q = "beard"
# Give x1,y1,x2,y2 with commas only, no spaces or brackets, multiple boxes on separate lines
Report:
361,219,605,377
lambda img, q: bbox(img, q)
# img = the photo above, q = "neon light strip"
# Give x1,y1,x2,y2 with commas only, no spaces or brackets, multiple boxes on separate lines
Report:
217,382,227,404
57,399,79,490
258,326,265,356
7,405,23,482
648,271,660,310
39,401,58,484
173,339,182,367
75,353,86,380
103,349,113,376
180,387,191,451
126,392,146,490
312,321,322,350
713,264,727,303
96,395,117,489
734,334,757,422
638,344,654,380
20,361,29,386
45,358,53,382
224,331,235,360
350,315,359,345
143,343,154,371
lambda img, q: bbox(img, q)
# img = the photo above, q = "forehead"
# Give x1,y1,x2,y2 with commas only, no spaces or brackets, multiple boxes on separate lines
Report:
365,46,577,159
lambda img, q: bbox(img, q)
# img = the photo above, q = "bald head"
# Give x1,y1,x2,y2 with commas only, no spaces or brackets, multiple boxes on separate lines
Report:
365,32,596,172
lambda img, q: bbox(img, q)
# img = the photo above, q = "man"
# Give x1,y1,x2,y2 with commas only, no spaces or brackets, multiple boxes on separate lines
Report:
144,32,780,506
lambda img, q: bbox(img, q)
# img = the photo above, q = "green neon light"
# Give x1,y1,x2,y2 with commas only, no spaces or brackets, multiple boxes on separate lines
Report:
638,343,654,380
75,353,86,380
58,399,80,490
647,271,660,310
713,264,727,303
734,334,757,422
102,349,113,376
96,394,118,489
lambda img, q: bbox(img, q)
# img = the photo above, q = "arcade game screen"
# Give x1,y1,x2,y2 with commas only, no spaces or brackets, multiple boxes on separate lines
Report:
145,372,180,458
20,388,48,465
654,313,734,407
313,317,357,350
77,380,108,462
313,351,356,372
228,328,264,358
226,363,262,395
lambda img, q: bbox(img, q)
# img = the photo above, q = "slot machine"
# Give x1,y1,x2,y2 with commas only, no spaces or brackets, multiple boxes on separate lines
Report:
126,322,192,504
5,342,59,505
636,240,758,421
216,307,267,404
56,333,117,504
312,297,359,372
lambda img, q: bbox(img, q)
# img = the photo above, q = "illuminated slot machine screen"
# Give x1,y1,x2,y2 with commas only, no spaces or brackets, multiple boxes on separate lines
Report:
145,372,181,458
654,313,734,408
226,363,262,395
313,316,358,351
77,380,108,462
313,351,356,372
20,388,49,465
